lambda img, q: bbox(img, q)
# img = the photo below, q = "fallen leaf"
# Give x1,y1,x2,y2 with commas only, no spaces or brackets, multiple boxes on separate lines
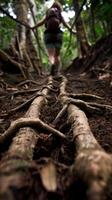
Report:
40,161,57,192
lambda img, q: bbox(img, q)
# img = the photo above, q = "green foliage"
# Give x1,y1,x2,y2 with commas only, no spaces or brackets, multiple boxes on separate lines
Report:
95,23,105,37
0,0,16,48
60,0,73,7
81,0,112,44
0,0,13,10
61,30,77,68
95,2,112,21
0,16,16,48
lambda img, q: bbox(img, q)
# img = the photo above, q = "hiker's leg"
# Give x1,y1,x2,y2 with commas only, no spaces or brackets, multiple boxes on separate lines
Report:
46,47,57,75
53,48,61,75
47,48,55,65
53,31,63,74
44,31,62,75
44,32,55,65
49,48,61,76
54,48,60,66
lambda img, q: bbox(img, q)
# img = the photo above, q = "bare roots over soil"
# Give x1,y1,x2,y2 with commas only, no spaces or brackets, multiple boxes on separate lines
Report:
0,75,112,200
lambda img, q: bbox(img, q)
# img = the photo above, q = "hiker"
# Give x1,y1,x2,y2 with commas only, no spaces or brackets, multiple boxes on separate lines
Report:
31,1,75,75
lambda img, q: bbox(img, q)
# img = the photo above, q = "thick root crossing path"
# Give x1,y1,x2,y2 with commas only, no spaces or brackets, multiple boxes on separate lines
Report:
0,75,112,200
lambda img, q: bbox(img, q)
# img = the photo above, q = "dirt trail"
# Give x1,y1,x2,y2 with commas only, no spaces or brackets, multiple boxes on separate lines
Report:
0,69,112,199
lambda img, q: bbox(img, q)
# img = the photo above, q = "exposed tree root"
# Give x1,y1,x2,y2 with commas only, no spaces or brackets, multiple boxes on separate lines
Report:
12,88,40,96
90,67,112,75
59,76,112,200
17,79,45,87
9,81,56,113
68,105,112,200
88,102,112,111
65,98,101,113
67,93,103,100
0,157,37,199
59,80,112,114
0,76,61,197
64,98,112,114
0,80,8,89
42,86,58,93
0,117,66,145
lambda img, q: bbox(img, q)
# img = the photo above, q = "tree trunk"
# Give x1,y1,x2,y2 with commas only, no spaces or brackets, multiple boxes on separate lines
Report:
1,0,42,78
73,0,90,57
27,0,42,70
90,3,97,41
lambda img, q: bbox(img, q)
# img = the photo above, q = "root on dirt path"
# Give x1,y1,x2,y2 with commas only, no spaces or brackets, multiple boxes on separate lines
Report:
59,76,112,200
0,76,65,198
0,117,66,145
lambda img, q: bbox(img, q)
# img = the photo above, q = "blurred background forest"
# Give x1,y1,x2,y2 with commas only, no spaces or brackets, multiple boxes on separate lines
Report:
0,0,112,73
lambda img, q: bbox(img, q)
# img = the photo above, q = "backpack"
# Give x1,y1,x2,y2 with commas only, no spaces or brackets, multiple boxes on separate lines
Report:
45,7,61,31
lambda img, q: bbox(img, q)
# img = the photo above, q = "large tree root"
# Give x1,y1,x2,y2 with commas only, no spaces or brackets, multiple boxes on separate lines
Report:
0,76,63,198
59,76,112,200
0,117,66,145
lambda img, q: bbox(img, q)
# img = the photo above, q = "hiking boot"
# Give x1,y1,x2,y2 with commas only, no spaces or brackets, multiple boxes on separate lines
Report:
57,62,62,76
50,64,58,76
50,62,62,76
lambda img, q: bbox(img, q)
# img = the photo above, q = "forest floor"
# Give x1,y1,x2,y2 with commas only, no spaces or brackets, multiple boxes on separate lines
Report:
0,34,112,200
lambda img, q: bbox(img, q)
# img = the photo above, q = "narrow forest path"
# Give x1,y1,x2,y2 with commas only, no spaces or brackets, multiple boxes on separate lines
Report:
0,62,112,200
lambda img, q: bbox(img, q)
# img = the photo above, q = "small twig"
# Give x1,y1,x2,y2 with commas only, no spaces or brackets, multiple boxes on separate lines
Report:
52,105,68,126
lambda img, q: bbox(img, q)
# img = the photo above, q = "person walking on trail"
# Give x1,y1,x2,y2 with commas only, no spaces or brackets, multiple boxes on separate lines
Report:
31,1,75,76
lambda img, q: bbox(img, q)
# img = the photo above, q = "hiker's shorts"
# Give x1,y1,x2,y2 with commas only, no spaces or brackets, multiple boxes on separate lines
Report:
44,29,63,49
